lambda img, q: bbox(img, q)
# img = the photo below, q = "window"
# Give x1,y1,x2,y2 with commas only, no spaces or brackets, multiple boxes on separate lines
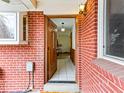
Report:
0,12,17,40
104,0,124,58
98,0,124,65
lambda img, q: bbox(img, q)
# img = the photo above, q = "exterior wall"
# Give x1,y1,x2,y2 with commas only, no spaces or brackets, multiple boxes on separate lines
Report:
77,0,124,92
0,2,124,93
0,11,45,92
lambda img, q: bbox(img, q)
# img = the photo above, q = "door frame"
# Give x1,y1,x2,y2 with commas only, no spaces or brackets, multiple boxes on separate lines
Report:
44,15,78,84
44,16,48,84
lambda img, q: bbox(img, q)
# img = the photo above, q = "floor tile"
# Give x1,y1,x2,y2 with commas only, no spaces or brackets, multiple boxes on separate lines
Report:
49,56,75,82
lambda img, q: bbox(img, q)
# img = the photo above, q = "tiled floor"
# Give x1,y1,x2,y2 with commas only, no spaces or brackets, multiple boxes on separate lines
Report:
49,56,75,81
44,55,80,93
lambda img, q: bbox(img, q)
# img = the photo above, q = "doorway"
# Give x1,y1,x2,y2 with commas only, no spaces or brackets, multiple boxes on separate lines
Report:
45,15,77,84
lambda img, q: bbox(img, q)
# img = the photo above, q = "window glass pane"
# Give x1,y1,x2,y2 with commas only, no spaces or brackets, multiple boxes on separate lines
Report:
106,0,124,58
0,13,17,40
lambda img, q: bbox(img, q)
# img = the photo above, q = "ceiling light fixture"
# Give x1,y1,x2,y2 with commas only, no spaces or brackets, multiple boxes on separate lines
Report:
61,22,65,32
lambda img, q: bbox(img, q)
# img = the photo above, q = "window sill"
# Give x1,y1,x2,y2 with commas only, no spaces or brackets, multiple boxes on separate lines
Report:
93,58,124,81
100,56,124,66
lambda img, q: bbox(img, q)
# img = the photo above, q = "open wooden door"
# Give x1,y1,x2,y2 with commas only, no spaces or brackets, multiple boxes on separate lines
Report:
45,16,57,83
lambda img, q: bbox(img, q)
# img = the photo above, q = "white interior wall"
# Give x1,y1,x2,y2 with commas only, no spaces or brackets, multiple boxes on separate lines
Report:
57,30,71,53
56,18,76,52
72,21,76,49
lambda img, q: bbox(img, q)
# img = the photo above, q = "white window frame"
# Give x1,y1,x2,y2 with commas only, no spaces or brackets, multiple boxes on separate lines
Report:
98,0,124,66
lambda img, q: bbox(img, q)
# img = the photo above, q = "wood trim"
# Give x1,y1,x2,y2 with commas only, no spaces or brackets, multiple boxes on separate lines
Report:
31,0,37,8
44,15,48,84
47,15,78,18
70,49,75,65
75,16,79,83
44,15,78,84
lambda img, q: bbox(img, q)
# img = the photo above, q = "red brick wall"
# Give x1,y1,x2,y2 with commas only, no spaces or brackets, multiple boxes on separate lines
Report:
76,0,98,90
77,0,124,92
0,11,45,92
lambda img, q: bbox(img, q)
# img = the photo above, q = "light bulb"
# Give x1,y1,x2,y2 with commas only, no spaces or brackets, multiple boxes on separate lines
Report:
61,28,65,32
79,4,85,11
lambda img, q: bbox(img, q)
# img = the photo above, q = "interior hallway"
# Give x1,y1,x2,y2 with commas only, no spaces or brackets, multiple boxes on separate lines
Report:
44,54,78,92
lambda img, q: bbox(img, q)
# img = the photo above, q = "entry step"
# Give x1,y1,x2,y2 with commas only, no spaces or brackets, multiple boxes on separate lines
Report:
44,83,80,93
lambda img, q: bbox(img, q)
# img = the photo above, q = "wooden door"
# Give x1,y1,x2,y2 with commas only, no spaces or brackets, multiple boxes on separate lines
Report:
46,17,57,81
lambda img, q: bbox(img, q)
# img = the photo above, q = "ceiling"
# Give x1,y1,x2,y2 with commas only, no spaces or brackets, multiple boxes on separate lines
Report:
51,18,75,31
0,0,27,11
0,0,86,15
